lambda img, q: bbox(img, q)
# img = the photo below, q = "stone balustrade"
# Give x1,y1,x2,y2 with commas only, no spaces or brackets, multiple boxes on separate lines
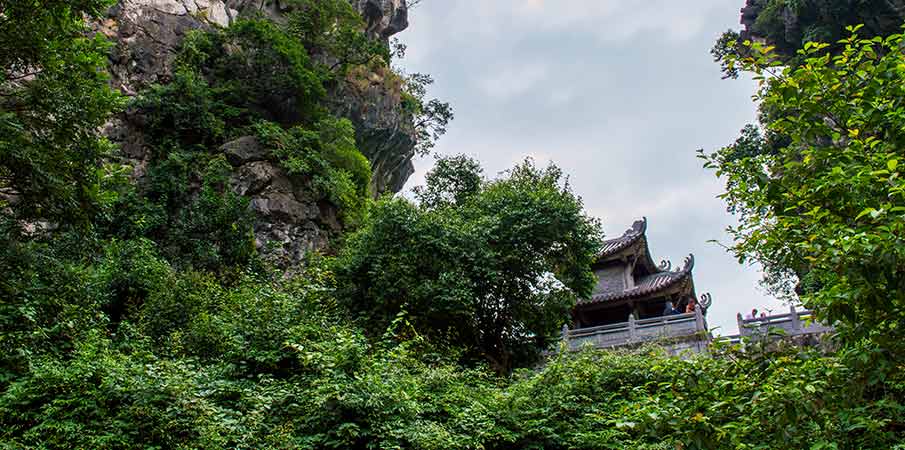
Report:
735,305,833,338
561,306,833,354
562,308,708,351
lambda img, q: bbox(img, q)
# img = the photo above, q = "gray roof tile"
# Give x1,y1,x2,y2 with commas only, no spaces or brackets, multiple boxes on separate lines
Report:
598,218,647,258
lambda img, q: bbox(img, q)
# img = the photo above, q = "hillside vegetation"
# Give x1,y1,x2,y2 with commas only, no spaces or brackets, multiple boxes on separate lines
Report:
1,1,905,448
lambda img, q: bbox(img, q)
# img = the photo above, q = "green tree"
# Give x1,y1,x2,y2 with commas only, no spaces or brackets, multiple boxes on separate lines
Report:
0,0,123,226
413,153,483,209
713,0,905,78
702,28,905,356
402,72,454,155
335,156,603,372
286,0,391,72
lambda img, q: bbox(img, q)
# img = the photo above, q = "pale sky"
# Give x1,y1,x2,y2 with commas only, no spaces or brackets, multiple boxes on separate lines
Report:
396,0,788,335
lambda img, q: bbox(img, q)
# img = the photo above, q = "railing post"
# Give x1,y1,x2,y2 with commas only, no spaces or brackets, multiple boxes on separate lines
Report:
560,324,569,352
789,305,801,334
694,306,705,332
628,314,636,342
662,313,669,336
737,312,746,337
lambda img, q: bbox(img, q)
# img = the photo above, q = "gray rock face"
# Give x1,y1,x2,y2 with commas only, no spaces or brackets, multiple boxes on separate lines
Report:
222,136,342,266
222,135,269,166
99,0,410,93
328,66,417,195
98,0,417,266
95,1,236,95
350,0,409,41
224,0,409,42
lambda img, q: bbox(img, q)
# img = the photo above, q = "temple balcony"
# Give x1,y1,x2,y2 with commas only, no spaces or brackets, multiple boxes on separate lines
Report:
562,308,709,352
728,305,833,341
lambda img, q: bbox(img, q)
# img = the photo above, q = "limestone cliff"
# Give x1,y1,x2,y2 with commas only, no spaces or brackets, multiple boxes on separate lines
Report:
95,0,418,266
97,1,408,93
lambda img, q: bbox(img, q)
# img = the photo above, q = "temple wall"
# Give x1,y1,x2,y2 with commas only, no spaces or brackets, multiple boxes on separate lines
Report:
593,265,626,296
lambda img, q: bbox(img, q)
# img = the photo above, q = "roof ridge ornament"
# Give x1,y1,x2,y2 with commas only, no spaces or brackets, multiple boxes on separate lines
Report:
629,216,647,236
680,254,695,272
659,259,671,271
699,293,713,311
619,217,648,237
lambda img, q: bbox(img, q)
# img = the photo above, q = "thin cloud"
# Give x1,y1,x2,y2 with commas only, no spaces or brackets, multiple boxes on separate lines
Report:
426,0,727,44
476,63,550,100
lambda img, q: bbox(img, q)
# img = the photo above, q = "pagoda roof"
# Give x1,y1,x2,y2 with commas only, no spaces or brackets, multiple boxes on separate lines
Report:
598,218,647,259
578,254,695,306
594,217,661,277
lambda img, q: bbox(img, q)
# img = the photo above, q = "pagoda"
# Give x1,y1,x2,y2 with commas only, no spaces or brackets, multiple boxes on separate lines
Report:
565,218,712,351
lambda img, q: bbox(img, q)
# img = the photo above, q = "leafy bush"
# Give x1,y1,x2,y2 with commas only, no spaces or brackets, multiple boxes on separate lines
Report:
0,231,110,386
492,344,905,449
4,319,904,449
285,0,391,70
254,118,371,225
177,20,327,125
134,68,235,149
101,148,258,272
702,29,905,357
0,0,123,227
336,157,603,372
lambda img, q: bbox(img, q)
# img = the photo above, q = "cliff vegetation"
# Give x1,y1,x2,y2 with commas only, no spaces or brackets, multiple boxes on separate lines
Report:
1,1,905,448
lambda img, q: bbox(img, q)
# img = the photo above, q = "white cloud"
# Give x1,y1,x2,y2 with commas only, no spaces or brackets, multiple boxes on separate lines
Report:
416,0,728,44
476,62,550,100
548,87,576,106
606,180,717,221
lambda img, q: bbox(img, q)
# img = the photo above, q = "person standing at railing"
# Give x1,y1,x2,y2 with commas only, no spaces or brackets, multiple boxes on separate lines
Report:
685,299,697,314
663,301,678,316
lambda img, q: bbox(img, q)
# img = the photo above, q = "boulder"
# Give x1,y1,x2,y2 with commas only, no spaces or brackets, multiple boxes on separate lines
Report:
351,0,409,41
221,136,269,166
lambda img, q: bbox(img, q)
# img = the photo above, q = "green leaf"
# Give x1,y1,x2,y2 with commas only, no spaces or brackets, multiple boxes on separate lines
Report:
856,208,876,220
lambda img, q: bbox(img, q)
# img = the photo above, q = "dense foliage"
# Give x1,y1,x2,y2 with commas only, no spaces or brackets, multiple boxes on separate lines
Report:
286,0,391,71
703,28,905,359
336,156,603,372
3,2,905,449
0,0,123,226
4,275,904,450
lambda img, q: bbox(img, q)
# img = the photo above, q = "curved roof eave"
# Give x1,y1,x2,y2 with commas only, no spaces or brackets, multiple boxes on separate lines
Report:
597,217,647,259
579,254,696,306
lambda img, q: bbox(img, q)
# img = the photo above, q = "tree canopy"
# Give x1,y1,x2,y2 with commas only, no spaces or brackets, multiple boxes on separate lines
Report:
703,27,905,357
336,156,603,372
0,0,123,226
